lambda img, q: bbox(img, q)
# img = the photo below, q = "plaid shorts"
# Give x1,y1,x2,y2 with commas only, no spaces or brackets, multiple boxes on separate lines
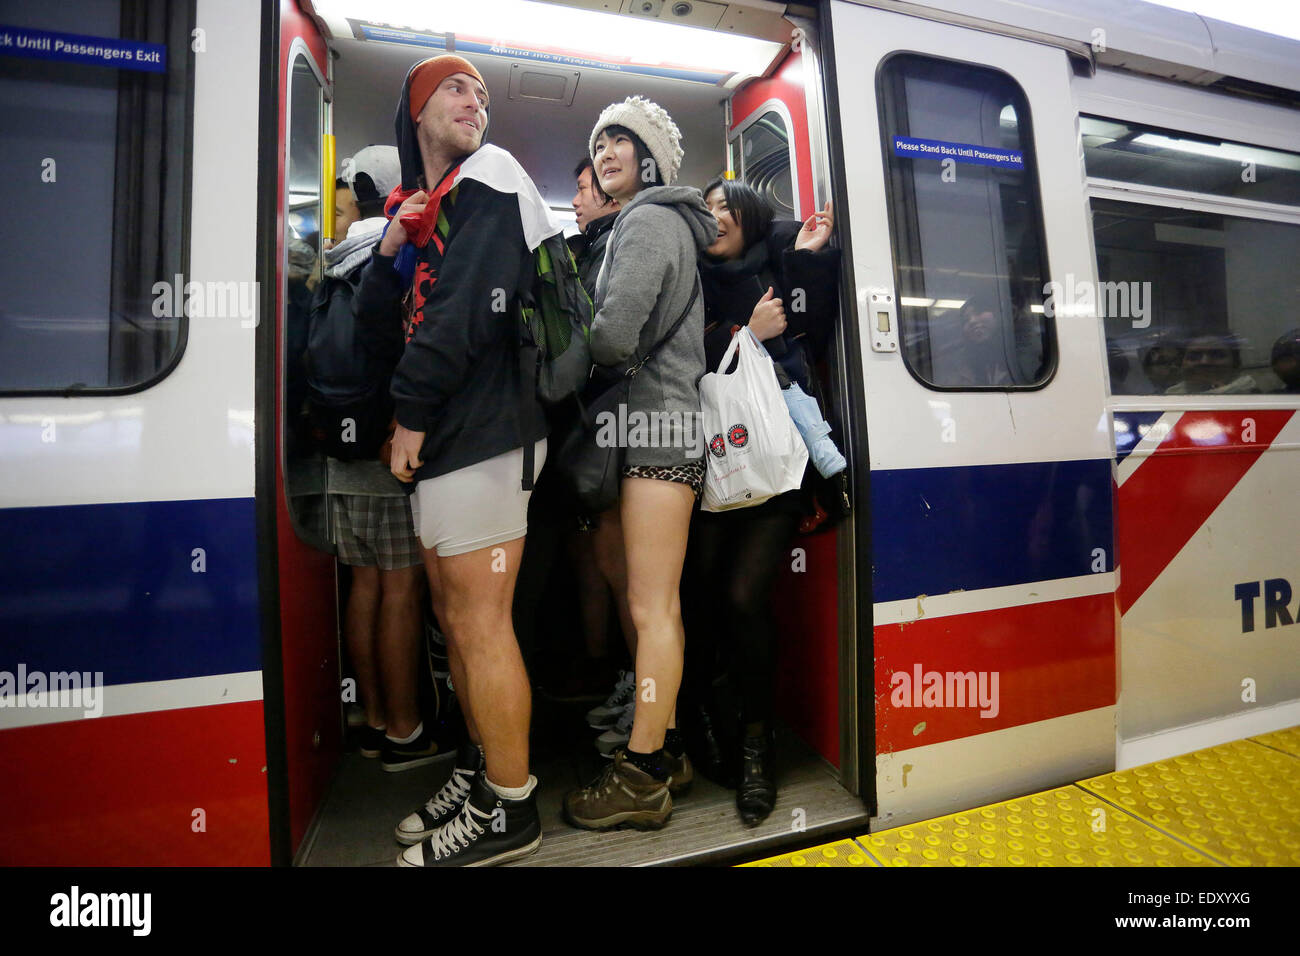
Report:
623,460,706,497
330,494,423,570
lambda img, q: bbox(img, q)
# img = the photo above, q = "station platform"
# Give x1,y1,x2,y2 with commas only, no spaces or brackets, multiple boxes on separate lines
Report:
742,726,1300,867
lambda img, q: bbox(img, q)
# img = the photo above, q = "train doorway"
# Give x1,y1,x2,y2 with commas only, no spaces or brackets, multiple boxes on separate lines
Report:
270,0,869,865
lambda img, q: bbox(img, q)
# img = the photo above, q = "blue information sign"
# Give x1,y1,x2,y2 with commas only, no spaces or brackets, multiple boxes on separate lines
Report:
893,136,1023,169
0,24,166,73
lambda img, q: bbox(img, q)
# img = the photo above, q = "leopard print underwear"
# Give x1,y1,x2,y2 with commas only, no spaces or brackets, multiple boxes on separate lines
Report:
623,460,705,497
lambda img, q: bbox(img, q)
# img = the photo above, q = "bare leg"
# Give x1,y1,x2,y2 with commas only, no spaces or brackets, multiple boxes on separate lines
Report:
437,537,531,787
376,563,423,739
620,478,694,753
422,546,481,745
344,565,383,728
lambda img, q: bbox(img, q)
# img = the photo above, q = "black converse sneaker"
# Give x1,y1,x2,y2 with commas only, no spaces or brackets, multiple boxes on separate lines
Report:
394,742,483,845
397,772,542,867
381,721,458,773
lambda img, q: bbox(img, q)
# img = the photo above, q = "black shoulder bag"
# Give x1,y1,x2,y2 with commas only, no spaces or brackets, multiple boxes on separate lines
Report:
556,276,700,515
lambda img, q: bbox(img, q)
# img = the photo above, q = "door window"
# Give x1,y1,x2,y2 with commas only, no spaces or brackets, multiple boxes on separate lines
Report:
878,54,1055,390
0,0,193,393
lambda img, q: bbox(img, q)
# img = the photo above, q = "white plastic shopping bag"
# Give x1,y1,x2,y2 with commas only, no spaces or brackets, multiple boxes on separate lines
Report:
700,328,809,512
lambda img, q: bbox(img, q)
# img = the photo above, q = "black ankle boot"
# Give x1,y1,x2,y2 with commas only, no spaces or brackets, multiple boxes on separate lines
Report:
737,729,775,827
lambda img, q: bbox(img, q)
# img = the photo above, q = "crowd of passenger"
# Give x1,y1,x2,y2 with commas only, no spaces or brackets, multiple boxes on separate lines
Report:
310,54,842,867
307,52,1300,869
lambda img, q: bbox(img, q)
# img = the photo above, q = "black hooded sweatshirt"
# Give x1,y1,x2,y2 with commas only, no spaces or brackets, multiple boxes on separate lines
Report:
351,65,546,483
567,210,617,297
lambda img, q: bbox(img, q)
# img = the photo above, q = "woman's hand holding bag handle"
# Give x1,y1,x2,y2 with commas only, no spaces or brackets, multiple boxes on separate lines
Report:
700,327,808,513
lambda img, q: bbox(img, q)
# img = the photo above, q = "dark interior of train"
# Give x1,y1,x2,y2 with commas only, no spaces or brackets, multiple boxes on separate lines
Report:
289,4,867,867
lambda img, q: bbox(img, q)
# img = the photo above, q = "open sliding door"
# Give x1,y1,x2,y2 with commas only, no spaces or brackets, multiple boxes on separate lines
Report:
825,0,1116,827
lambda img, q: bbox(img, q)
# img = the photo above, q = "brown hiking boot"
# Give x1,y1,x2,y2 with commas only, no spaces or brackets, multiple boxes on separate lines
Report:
563,752,672,831
664,749,694,796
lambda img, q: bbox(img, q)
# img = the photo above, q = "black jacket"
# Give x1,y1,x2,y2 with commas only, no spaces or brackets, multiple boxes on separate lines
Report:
697,220,841,390
350,61,545,483
568,211,617,298
352,176,545,482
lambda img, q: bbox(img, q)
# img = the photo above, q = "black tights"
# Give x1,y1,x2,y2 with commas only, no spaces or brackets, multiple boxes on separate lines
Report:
683,503,802,725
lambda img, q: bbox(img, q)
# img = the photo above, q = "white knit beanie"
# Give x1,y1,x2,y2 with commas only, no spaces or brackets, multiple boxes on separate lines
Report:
589,96,684,187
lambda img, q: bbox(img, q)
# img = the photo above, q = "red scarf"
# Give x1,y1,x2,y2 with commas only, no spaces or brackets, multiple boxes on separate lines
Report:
385,170,463,342
383,166,461,254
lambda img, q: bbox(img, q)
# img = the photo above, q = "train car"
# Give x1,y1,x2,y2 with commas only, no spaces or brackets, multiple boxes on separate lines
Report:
0,0,1296,867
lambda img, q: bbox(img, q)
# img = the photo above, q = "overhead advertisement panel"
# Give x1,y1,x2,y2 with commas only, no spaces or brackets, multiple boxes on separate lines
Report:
347,19,737,86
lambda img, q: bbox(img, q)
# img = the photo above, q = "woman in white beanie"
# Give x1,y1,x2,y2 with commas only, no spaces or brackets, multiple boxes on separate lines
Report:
564,97,718,831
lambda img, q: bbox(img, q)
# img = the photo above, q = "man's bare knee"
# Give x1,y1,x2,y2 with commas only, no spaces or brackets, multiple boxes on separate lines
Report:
380,567,421,600
351,565,381,596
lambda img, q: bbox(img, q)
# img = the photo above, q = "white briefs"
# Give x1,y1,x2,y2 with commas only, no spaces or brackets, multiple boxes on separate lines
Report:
409,440,547,557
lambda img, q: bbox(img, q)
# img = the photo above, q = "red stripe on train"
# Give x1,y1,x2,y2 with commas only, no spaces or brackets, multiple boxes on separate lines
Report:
873,592,1116,754
0,701,269,866
1117,410,1293,615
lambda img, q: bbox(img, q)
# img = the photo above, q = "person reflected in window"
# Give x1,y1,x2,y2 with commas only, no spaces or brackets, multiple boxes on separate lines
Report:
1107,345,1130,390
950,297,1012,386
1271,328,1300,393
1140,336,1184,394
1166,334,1259,394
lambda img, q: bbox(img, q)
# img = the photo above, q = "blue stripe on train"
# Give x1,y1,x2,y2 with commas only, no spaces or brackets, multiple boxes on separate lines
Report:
1113,411,1165,465
870,459,1114,604
0,497,261,686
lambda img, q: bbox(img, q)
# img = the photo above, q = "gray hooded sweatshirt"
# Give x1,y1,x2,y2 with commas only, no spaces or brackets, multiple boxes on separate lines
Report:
590,185,718,468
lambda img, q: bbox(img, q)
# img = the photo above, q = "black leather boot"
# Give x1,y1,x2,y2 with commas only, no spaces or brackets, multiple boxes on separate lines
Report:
737,728,776,827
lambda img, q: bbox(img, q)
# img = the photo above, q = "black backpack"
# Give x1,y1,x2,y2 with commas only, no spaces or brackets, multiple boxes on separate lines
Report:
304,271,397,461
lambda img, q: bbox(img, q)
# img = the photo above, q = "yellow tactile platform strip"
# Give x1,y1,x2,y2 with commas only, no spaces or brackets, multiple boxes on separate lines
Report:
1250,726,1300,758
1078,739,1300,867
742,728,1300,868
859,787,1213,867
739,838,876,867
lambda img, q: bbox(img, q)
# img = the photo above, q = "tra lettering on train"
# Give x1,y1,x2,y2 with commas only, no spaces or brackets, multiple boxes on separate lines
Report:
1234,578,1296,633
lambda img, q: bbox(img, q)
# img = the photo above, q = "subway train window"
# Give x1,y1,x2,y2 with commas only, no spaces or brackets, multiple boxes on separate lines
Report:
0,0,193,393
282,50,331,548
733,108,796,219
1081,116,1300,208
878,54,1054,390
1093,199,1300,395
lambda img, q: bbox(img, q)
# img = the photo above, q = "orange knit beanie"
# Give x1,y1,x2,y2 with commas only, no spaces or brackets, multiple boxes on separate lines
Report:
408,55,485,123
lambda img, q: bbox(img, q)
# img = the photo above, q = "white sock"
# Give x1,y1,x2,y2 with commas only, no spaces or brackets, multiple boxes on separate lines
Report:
386,721,423,745
486,774,537,800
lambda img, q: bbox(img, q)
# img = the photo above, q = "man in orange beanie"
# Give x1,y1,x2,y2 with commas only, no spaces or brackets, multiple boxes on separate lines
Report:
352,54,563,866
